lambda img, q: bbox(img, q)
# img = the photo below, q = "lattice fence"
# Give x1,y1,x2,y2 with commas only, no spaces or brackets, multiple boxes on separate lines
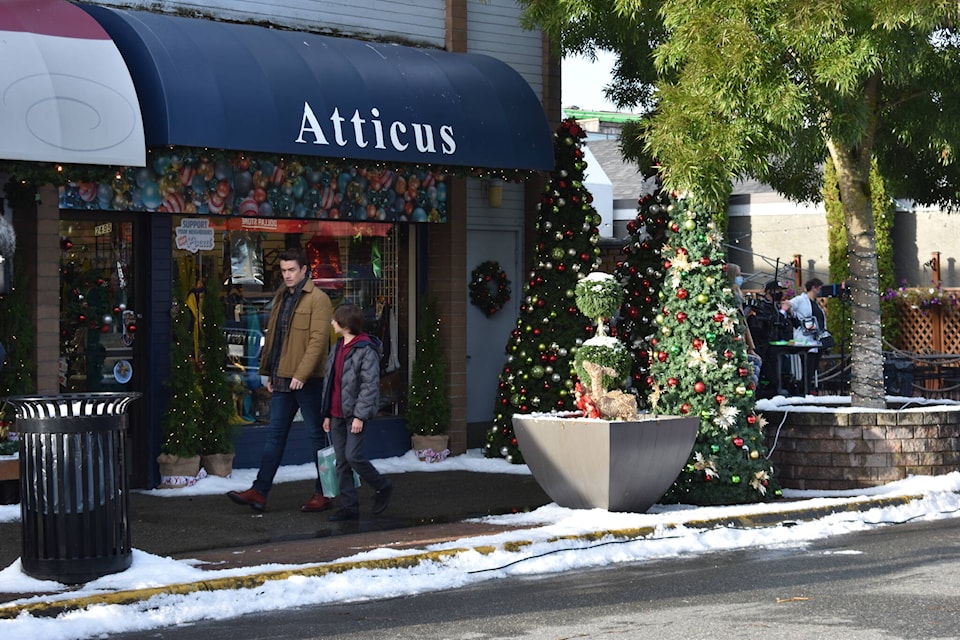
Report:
893,290,960,354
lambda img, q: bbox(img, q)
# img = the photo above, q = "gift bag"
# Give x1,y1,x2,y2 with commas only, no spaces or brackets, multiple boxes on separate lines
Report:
317,446,361,498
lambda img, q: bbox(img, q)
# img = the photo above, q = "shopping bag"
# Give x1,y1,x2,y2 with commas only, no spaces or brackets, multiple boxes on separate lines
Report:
317,446,361,498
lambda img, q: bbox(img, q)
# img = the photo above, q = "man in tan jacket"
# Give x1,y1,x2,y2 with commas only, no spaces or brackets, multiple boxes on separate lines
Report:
228,247,333,512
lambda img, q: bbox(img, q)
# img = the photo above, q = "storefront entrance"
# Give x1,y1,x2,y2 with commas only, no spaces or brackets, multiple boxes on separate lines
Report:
59,217,143,394
59,215,150,485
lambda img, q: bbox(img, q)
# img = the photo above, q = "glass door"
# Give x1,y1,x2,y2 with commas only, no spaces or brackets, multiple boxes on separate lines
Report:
59,219,140,393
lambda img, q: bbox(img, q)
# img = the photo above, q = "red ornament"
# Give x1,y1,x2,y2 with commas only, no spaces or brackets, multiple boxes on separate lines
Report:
713,312,725,323
724,350,734,359
694,381,706,394
738,367,748,377
715,394,726,404
747,415,757,424
664,260,672,269
677,288,689,300
667,377,678,387
733,437,744,447
670,222,680,232
700,257,711,266
680,403,691,414
676,312,687,323
692,338,704,349
657,351,668,362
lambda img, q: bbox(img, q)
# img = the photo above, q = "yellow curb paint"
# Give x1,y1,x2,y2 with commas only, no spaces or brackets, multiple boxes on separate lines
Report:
0,494,926,620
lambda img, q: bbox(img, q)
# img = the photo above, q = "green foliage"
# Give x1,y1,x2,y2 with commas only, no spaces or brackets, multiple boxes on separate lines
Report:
573,340,631,392
406,296,451,436
161,277,204,458
647,196,780,505
614,186,669,408
487,118,602,463
0,253,35,399
575,272,623,322
523,0,960,406
198,276,240,454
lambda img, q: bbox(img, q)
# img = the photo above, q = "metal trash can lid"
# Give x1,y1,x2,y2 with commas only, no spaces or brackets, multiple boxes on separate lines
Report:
4,393,142,419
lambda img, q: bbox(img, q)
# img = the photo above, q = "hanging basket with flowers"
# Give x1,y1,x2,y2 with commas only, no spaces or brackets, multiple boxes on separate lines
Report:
469,260,511,316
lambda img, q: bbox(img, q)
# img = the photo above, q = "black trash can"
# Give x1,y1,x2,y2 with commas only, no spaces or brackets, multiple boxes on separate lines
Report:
5,393,141,584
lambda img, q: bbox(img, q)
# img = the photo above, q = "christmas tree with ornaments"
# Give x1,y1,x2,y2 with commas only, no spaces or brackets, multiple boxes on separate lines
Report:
613,182,670,409
485,118,603,463
647,195,780,505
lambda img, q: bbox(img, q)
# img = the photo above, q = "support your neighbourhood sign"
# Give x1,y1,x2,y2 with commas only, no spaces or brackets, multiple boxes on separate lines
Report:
175,218,215,253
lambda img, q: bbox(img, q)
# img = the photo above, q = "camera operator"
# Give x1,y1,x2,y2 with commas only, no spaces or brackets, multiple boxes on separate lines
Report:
747,281,792,397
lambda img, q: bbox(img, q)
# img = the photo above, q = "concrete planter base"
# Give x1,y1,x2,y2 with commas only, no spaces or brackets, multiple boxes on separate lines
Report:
512,414,700,512
763,405,960,490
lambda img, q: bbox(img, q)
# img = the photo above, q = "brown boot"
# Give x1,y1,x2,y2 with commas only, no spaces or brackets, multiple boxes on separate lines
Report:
227,487,266,511
300,492,332,513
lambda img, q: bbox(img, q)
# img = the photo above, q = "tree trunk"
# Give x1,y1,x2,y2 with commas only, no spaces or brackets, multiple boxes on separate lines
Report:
827,143,885,409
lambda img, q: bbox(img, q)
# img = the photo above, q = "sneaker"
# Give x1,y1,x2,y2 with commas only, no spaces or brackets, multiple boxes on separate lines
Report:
227,487,266,512
373,480,394,515
328,508,359,522
300,492,333,513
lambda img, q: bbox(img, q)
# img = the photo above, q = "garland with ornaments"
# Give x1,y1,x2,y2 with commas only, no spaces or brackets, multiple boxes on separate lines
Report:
469,261,512,316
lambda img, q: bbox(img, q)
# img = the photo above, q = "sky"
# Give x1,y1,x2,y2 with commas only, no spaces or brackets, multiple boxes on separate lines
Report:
562,51,623,113
2,397,960,639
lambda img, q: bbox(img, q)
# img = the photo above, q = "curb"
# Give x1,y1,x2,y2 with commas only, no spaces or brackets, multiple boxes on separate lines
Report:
0,494,921,619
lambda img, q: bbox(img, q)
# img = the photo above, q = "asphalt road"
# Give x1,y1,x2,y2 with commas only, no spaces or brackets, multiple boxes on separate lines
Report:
115,516,960,639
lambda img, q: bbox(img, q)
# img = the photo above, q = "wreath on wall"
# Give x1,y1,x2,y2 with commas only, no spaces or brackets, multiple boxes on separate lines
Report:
469,261,511,317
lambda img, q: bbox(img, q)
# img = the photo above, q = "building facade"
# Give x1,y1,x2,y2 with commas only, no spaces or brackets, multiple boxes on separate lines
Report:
0,0,560,487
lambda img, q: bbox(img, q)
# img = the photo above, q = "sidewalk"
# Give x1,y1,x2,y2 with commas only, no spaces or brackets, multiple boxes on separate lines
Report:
0,465,932,619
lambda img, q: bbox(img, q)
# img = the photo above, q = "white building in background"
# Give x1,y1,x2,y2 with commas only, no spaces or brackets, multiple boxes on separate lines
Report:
568,110,960,290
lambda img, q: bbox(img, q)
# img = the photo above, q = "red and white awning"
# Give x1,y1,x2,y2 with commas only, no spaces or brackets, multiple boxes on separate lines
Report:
0,0,144,166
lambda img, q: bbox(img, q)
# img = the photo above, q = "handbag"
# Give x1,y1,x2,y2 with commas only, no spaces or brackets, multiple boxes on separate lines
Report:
817,330,834,349
317,446,361,498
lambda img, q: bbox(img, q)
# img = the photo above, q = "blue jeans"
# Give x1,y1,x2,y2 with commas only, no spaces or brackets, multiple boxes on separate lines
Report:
252,377,325,496
327,416,390,512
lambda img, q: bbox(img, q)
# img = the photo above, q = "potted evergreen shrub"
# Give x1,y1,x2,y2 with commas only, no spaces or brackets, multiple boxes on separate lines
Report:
0,253,34,488
197,275,241,477
157,278,204,487
511,270,700,512
405,296,451,462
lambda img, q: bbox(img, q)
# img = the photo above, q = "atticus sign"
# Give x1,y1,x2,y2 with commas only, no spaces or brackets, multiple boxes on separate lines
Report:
295,103,457,158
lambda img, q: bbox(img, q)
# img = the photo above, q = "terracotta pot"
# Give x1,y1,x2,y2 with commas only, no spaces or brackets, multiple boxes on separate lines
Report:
201,452,235,478
512,414,700,512
156,454,202,488
410,434,450,462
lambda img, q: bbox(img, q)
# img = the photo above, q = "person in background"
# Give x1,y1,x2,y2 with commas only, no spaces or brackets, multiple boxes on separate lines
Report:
747,280,792,397
227,247,333,512
727,264,761,385
322,303,394,521
782,277,826,393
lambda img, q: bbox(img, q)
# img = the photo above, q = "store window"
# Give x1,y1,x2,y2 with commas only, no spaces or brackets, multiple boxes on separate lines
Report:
59,219,139,392
172,216,405,423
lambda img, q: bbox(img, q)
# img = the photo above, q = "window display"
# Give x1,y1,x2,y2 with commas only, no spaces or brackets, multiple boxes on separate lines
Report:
172,217,404,424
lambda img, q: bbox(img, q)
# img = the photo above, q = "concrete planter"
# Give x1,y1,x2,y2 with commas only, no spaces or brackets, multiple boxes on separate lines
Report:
512,414,700,512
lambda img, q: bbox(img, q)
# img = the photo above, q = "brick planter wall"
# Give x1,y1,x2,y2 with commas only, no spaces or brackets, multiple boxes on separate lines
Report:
763,407,960,490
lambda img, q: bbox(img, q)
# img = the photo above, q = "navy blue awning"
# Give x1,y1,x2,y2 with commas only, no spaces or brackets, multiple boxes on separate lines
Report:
77,5,553,171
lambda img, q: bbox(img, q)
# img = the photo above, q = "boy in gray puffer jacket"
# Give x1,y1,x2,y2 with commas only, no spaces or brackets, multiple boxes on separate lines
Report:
322,303,393,520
